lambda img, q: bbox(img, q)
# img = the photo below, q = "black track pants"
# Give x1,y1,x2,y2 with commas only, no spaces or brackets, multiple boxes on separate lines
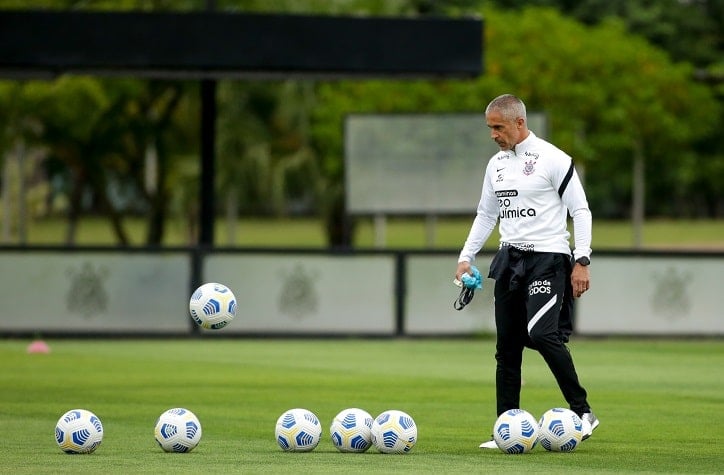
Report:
489,249,590,416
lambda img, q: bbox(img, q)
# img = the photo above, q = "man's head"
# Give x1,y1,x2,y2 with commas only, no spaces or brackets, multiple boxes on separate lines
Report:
485,94,529,151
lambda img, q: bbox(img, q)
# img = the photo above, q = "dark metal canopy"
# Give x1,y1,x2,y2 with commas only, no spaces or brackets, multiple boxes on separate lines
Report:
0,10,483,79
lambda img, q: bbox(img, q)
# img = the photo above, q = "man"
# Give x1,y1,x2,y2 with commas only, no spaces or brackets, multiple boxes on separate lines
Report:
455,94,599,448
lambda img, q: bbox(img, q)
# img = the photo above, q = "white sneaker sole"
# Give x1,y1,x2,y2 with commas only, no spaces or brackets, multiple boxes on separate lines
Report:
582,417,600,440
479,440,498,449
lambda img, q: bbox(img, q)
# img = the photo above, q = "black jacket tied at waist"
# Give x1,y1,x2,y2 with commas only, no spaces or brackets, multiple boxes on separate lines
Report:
488,246,531,290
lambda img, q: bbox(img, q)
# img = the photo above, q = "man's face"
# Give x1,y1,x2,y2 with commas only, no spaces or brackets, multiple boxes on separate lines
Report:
486,109,524,151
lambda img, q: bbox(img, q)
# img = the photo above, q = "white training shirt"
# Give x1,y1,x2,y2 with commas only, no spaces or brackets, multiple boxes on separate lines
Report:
458,131,592,263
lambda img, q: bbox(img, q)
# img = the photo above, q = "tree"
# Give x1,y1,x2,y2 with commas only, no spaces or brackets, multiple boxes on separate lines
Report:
0,76,194,246
19,77,134,245
484,0,724,218
215,80,325,244
310,5,719,246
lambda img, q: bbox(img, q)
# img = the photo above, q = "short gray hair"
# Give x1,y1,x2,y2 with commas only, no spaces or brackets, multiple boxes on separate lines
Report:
485,94,527,122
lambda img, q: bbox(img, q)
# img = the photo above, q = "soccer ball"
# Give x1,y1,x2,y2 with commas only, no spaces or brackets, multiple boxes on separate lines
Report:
154,408,203,453
493,408,539,454
370,409,417,454
275,408,322,452
55,409,104,454
538,408,584,452
330,407,374,453
189,282,237,330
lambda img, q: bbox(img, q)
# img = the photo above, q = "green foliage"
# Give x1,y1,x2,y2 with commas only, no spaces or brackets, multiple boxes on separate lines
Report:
310,5,720,220
564,0,721,68
0,339,722,473
483,0,723,67
23,77,109,143
216,80,324,217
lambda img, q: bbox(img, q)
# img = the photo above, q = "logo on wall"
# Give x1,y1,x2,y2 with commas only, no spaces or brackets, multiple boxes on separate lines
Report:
66,262,109,319
278,263,319,319
650,267,691,321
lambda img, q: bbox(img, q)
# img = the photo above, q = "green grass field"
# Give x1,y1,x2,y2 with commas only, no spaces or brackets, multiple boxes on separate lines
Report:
17,216,724,249
0,338,721,474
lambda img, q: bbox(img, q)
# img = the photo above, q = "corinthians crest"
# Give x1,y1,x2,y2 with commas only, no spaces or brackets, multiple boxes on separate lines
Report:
66,262,109,319
523,159,536,176
651,267,691,321
278,263,319,319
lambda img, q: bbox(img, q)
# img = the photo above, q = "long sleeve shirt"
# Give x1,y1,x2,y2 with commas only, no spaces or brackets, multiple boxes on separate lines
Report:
458,131,592,263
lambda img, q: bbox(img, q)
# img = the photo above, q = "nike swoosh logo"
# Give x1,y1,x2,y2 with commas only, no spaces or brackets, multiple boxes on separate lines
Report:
497,168,505,172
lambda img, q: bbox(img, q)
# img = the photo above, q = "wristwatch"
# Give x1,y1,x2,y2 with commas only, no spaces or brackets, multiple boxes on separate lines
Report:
576,256,591,266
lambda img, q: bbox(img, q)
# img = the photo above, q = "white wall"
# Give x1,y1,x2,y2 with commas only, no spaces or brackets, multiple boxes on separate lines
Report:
0,252,190,332
576,255,723,336
404,254,496,335
0,250,720,336
404,253,723,337
202,253,396,335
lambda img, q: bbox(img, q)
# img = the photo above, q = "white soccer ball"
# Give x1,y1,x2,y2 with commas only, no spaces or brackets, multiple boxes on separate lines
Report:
55,408,104,454
189,282,237,330
538,407,584,452
370,409,417,454
330,407,374,453
154,408,203,453
275,408,322,452
493,408,539,454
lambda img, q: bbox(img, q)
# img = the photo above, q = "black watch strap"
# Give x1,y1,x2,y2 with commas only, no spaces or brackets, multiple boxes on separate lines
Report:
576,256,591,266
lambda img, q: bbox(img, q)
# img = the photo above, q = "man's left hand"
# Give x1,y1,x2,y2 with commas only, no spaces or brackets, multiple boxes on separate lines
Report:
571,264,590,298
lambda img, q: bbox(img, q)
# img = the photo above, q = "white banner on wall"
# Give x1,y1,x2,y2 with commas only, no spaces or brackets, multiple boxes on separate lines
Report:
404,254,496,335
576,255,723,335
0,252,190,332
344,113,547,215
201,253,396,335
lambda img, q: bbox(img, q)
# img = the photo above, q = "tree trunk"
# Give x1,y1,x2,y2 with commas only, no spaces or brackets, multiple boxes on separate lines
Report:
324,187,354,249
93,177,129,246
146,139,166,246
2,151,12,243
225,186,238,246
632,140,645,249
16,141,26,244
65,169,84,246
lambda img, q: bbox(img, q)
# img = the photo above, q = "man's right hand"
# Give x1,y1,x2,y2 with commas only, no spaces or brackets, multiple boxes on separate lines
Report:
455,261,472,282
